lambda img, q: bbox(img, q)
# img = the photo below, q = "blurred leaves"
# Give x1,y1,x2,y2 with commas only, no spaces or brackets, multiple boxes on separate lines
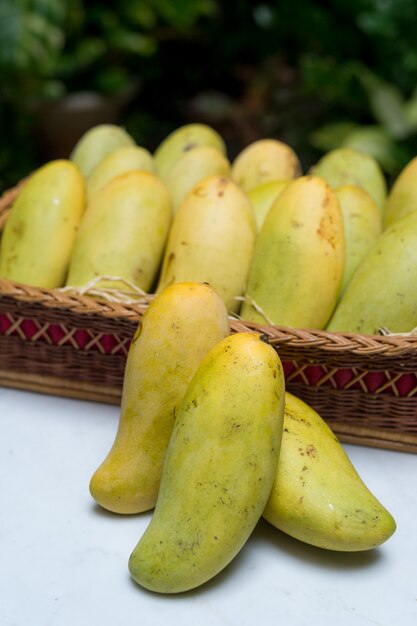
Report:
1,0,417,190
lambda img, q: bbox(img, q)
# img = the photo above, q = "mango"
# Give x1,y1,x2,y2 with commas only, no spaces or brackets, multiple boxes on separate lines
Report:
70,124,136,178
310,147,387,214
154,123,227,182
247,179,289,230
241,176,345,329
164,145,230,214
0,160,85,288
89,282,230,514
86,145,155,203
383,155,417,228
129,332,285,593
335,185,382,293
263,392,396,551
66,170,171,293
231,138,302,192
327,208,417,334
156,175,256,312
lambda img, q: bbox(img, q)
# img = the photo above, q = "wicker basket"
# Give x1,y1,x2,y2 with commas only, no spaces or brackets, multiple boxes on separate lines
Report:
1,184,417,453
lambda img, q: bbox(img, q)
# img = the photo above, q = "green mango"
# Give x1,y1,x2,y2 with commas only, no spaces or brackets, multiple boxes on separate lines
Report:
129,332,285,593
154,123,227,182
70,124,135,178
327,209,417,334
86,145,155,203
156,175,256,312
66,171,171,293
247,179,289,230
263,393,396,551
164,145,230,214
241,176,345,329
383,155,417,228
231,138,302,192
311,147,387,214
0,160,85,288
89,282,230,514
335,185,382,294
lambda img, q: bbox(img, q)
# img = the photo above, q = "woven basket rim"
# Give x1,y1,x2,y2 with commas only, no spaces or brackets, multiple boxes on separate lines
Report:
2,179,417,360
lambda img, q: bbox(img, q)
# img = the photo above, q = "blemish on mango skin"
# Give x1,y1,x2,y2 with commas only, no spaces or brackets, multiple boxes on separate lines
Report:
306,444,317,458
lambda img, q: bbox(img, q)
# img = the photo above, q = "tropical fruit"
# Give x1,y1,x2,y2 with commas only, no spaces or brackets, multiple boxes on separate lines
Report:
129,332,285,593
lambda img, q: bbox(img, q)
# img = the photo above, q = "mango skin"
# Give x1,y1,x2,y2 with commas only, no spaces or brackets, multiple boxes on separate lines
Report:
247,179,289,230
164,145,230,214
0,160,85,288
311,147,387,214
231,139,302,193
129,332,285,594
89,282,230,514
66,170,171,293
70,124,136,178
241,176,345,329
336,185,382,293
327,209,417,334
383,155,417,228
86,145,155,203
154,123,227,183
263,393,396,551
156,175,256,312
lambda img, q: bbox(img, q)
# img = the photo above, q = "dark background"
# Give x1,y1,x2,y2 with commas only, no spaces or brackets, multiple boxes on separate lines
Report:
1,0,417,192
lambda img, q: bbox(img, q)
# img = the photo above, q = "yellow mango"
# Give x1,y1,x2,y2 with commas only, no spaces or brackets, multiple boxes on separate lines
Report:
241,176,345,329
89,282,230,514
0,160,85,288
154,123,227,182
263,393,396,551
247,179,289,230
327,208,417,334
86,145,155,203
70,124,136,178
335,185,382,293
310,147,387,214
156,175,256,312
164,145,230,214
383,155,417,228
129,332,285,594
231,138,302,192
66,171,171,292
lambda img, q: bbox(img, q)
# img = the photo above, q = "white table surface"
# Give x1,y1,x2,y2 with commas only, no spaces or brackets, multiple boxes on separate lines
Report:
1,386,416,626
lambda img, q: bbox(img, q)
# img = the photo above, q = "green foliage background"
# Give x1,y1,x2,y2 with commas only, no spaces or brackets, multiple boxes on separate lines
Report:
1,0,417,191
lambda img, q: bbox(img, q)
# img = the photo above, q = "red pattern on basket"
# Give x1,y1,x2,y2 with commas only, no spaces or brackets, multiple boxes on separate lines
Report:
2,311,417,397
0,312,131,355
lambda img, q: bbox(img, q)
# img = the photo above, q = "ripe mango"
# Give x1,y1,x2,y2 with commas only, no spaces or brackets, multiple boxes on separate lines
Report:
70,124,136,178
327,208,417,334
156,175,256,312
247,179,289,230
66,171,171,293
86,145,155,203
0,160,85,288
263,392,396,551
383,155,417,228
231,139,302,192
241,176,345,329
164,145,230,214
335,185,382,293
310,147,387,214
129,332,285,593
89,282,230,514
154,123,227,182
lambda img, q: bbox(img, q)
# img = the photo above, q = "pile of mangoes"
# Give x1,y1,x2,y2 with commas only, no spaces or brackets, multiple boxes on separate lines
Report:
0,123,400,593
90,281,395,594
2,121,417,334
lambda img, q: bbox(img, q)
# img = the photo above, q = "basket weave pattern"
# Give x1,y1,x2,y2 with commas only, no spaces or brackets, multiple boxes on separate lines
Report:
1,184,417,452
